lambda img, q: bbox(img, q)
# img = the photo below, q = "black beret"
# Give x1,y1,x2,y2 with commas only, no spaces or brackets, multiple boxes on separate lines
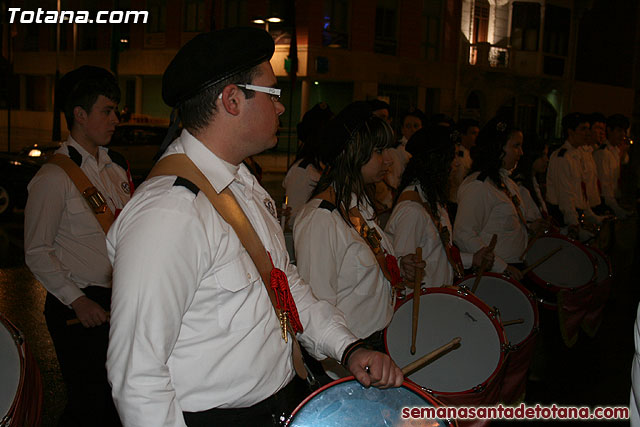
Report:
162,27,275,107
297,102,334,143
561,112,589,131
319,101,373,164
367,99,390,113
55,65,117,111
406,126,456,158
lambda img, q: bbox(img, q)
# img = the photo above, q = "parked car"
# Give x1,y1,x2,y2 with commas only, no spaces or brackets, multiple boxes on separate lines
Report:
0,152,41,218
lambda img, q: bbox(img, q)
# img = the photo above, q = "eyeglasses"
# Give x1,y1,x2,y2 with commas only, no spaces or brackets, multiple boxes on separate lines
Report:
237,84,282,102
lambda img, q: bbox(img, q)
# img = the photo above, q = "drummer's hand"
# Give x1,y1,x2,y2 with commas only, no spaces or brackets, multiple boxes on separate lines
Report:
399,254,425,283
529,218,548,235
347,348,403,389
472,246,494,269
504,265,523,281
71,296,108,328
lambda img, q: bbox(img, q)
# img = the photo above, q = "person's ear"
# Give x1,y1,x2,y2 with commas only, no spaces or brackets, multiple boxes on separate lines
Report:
219,85,243,116
73,106,88,125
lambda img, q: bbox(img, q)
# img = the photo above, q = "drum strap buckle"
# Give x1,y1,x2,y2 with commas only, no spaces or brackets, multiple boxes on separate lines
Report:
83,186,108,214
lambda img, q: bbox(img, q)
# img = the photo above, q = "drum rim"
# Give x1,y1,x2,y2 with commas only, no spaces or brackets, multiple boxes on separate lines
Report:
384,286,507,396
455,272,540,346
525,233,597,292
584,245,613,283
0,314,27,423
285,376,453,426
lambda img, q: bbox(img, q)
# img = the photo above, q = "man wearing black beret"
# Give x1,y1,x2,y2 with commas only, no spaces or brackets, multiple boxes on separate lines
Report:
106,27,403,427
24,65,130,426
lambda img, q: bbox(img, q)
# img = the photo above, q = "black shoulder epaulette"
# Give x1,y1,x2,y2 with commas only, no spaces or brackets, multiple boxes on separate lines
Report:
477,172,488,182
557,148,567,158
457,150,464,157
299,159,311,169
318,200,336,211
108,149,128,171
67,146,82,167
173,177,200,196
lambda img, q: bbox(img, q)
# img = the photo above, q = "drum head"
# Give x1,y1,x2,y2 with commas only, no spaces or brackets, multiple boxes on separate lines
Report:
288,378,449,426
525,236,594,288
460,275,536,346
386,290,503,394
585,246,610,283
0,318,21,419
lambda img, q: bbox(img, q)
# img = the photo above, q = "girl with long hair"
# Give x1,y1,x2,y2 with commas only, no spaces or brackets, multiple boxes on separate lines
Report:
453,117,528,280
386,126,493,287
293,102,423,349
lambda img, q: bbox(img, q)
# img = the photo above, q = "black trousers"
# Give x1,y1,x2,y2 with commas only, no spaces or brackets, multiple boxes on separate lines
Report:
183,377,310,427
45,287,121,427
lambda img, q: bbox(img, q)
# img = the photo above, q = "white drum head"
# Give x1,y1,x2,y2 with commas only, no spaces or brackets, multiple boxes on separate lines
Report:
461,276,535,346
525,237,594,288
0,319,21,419
386,292,502,393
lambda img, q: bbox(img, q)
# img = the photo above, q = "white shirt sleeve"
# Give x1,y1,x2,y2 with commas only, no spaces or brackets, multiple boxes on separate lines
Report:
24,166,86,305
107,194,208,427
454,179,509,273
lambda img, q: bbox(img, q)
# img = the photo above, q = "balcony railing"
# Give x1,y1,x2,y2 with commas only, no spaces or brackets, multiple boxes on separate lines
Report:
469,42,510,68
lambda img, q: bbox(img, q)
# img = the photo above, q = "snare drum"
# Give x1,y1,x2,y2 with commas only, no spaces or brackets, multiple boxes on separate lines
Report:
524,233,596,308
287,377,456,426
0,314,43,427
456,273,539,404
385,287,506,407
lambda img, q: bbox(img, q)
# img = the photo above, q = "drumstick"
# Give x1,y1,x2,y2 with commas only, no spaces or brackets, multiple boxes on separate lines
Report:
520,231,541,260
66,312,111,326
471,234,497,293
502,318,524,327
410,247,423,355
402,337,462,376
521,246,562,275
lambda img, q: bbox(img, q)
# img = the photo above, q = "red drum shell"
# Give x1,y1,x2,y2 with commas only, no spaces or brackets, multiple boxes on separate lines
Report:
0,314,43,427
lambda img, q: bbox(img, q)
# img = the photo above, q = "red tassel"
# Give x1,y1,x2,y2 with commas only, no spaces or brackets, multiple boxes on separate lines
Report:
268,254,304,334
385,254,403,289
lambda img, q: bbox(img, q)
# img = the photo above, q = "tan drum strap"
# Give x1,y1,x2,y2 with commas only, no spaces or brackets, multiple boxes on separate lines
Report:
148,154,307,380
314,188,401,288
397,191,464,278
48,154,115,234
499,184,531,234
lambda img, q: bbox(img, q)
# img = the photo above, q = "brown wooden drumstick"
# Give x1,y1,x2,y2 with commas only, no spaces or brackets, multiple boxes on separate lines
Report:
66,312,111,326
402,337,462,376
502,318,525,327
471,234,497,293
410,247,423,355
521,246,562,275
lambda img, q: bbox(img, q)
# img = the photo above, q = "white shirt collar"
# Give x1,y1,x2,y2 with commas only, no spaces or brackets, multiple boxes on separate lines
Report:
65,135,112,169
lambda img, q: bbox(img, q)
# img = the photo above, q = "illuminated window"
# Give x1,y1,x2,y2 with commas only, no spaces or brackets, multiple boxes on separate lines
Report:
472,0,489,43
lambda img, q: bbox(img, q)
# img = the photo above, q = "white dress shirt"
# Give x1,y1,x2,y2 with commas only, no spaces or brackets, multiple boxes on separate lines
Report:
385,137,411,190
282,159,321,227
453,170,528,273
293,195,395,339
579,145,601,207
518,183,543,223
24,137,131,305
546,141,584,226
106,130,356,427
385,184,473,287
593,142,624,213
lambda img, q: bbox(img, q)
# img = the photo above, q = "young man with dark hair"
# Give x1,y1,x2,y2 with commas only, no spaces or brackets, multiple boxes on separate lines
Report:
450,118,480,205
106,28,402,427
593,113,632,218
546,113,596,229
24,66,130,426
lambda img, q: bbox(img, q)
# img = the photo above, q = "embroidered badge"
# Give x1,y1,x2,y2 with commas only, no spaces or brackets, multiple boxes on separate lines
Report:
264,198,277,219
121,182,130,194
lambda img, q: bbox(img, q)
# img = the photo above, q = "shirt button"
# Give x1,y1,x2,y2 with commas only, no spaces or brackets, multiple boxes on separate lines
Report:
247,273,252,280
